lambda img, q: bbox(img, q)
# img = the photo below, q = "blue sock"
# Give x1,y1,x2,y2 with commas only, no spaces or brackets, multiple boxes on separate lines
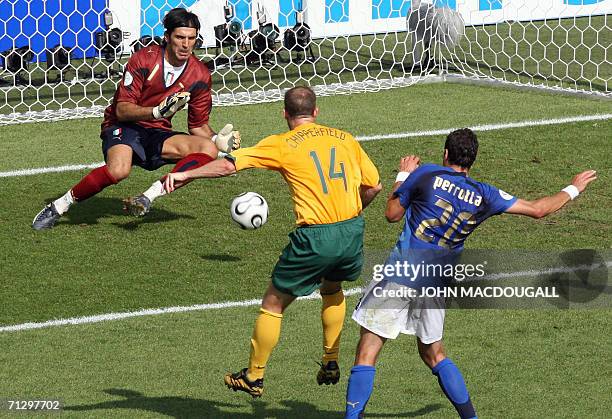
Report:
432,358,477,419
345,365,376,419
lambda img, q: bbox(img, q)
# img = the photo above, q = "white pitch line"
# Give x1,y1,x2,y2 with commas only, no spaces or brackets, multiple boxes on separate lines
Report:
481,261,612,281
1,113,610,179
1,262,609,333
0,162,104,178
357,113,612,142
0,289,363,333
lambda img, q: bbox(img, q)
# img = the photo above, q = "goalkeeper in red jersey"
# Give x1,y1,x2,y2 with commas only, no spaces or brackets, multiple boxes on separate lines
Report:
32,8,240,230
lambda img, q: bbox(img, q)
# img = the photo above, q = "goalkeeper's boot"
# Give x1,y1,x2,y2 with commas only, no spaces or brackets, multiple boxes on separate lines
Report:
123,194,151,217
224,368,263,398
32,203,61,230
316,360,340,385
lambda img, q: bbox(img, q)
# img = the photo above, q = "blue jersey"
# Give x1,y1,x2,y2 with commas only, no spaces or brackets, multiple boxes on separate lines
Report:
394,163,517,252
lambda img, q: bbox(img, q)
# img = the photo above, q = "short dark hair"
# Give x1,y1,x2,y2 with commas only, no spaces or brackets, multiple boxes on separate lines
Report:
163,8,200,34
284,86,316,118
445,128,478,169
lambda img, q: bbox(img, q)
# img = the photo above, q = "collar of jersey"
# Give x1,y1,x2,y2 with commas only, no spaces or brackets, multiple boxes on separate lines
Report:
160,46,189,88
292,121,317,131
437,164,467,177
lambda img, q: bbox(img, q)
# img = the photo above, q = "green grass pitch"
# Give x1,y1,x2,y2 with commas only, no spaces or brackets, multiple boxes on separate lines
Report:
0,83,610,418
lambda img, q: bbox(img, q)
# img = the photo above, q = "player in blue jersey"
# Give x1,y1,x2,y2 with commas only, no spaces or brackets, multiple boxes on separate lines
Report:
345,128,597,419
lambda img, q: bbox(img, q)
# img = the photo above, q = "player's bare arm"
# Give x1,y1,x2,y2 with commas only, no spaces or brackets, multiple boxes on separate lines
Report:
506,170,597,218
188,124,241,153
115,101,156,122
385,196,405,223
360,183,382,209
385,155,420,222
164,158,237,192
190,123,215,140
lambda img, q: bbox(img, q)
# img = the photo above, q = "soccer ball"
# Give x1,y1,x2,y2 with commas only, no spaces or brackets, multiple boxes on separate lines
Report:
230,192,268,230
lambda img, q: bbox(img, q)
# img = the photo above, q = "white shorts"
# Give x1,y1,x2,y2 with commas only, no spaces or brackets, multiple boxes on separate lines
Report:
352,278,445,344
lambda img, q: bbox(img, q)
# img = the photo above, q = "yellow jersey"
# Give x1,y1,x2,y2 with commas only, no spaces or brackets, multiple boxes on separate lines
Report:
229,122,380,225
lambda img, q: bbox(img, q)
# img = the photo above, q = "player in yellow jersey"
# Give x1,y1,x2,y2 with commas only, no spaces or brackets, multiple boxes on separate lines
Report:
164,86,382,397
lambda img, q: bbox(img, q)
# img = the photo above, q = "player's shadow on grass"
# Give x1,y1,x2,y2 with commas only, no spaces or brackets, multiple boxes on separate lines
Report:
64,388,442,418
45,196,195,230
113,211,197,231
64,388,242,418
200,254,241,262
253,400,444,418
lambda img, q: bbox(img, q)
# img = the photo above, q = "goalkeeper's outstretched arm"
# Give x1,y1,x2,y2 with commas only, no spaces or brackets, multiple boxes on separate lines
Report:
505,170,597,219
190,124,215,141
189,124,241,154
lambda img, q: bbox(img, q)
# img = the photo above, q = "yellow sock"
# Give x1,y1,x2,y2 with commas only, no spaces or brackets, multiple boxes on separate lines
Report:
321,290,346,363
247,308,283,381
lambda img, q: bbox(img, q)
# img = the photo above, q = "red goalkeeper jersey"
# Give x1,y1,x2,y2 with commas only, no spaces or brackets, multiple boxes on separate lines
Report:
102,45,212,132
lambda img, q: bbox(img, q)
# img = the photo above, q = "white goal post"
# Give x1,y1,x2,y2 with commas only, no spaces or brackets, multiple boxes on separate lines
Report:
0,0,610,125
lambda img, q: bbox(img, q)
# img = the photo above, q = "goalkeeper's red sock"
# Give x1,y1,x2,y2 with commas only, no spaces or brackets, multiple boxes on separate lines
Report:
143,153,215,202
71,165,118,202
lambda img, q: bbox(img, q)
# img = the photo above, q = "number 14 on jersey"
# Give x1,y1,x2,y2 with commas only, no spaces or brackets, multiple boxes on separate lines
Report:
310,147,348,194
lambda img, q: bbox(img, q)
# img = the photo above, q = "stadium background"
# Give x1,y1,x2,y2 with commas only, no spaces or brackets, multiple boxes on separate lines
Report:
0,1,605,62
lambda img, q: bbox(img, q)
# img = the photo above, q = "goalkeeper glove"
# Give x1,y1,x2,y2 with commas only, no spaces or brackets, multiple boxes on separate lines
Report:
152,91,191,119
213,123,241,153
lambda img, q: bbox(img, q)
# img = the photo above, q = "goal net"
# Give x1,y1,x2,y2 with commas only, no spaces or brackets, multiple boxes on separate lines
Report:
0,0,609,126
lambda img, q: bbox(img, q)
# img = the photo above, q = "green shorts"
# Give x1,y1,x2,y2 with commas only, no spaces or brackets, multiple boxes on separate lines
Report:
272,215,365,297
